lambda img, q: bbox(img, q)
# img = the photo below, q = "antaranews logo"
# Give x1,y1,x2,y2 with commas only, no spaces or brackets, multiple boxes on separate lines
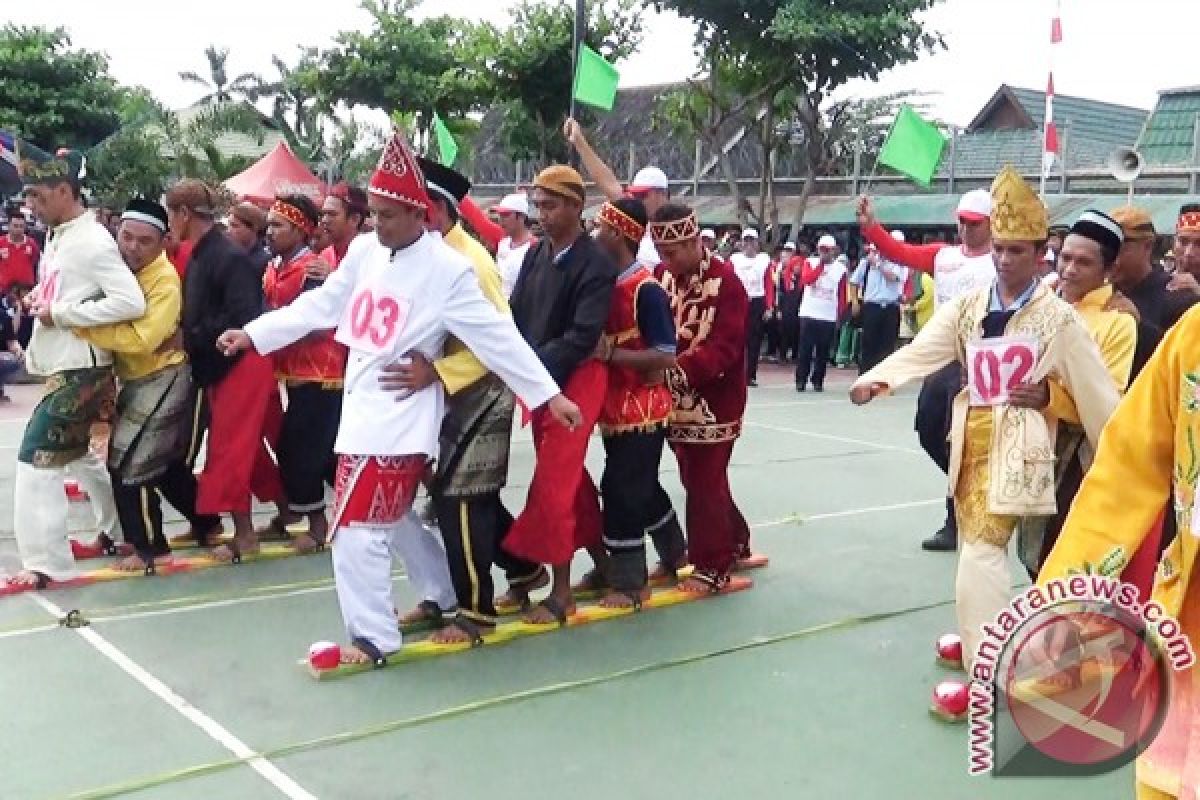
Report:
967,575,1195,777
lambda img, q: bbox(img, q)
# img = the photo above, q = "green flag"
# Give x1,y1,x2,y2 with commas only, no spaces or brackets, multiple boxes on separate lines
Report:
573,44,619,111
432,113,458,167
877,105,947,187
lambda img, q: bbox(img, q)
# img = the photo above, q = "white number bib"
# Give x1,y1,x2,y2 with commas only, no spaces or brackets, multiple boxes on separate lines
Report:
336,286,410,355
966,335,1039,407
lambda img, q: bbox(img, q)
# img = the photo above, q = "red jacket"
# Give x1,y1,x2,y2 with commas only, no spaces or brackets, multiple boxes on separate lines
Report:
0,234,39,290
661,252,748,445
262,248,347,384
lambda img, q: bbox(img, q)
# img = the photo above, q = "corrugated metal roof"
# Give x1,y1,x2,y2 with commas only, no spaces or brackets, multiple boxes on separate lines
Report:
935,129,1112,177
1137,90,1200,166
1007,86,1149,147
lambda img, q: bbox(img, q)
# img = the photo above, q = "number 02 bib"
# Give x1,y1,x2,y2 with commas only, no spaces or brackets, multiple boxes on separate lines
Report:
336,285,411,355
965,335,1039,407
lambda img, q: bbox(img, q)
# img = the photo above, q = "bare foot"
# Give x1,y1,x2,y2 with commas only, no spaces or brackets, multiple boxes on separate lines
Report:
430,622,494,645
6,570,47,588
648,558,688,582
255,515,296,541
211,533,259,563
523,596,575,626
599,586,651,609
340,643,375,665
496,568,550,610
290,533,324,555
113,555,152,572
678,576,718,595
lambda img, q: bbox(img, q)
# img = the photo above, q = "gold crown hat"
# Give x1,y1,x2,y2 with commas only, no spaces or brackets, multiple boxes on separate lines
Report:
990,165,1049,242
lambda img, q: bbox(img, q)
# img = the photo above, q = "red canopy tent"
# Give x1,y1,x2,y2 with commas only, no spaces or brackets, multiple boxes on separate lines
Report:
224,142,325,204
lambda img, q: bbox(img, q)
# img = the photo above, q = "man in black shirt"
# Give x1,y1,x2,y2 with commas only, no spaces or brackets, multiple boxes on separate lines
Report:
502,165,617,625
1111,206,1198,375
165,180,285,561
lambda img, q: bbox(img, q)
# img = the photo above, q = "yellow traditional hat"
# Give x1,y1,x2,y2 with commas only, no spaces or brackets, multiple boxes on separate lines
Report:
990,165,1048,242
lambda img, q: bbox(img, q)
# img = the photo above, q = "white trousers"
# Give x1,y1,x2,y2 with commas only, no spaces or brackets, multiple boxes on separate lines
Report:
66,452,121,540
331,510,455,654
391,511,456,613
955,538,1014,673
13,462,77,580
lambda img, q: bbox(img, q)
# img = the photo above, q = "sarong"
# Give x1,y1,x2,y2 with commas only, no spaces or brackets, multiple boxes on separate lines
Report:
108,363,195,485
432,374,515,498
330,454,427,536
19,367,115,468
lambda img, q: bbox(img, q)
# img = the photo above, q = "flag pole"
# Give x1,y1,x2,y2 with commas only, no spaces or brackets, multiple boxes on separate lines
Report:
569,0,586,168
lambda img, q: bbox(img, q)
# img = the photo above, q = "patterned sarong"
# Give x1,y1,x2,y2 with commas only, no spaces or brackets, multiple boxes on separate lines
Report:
330,454,427,538
432,374,515,498
19,367,115,467
108,363,196,485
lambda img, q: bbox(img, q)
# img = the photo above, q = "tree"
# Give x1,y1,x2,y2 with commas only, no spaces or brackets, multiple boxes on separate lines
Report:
655,0,945,241
0,25,124,149
314,0,492,145
179,45,260,105
252,49,329,163
484,0,645,165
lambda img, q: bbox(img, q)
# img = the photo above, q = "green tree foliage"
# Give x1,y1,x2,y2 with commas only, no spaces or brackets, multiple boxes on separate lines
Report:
315,0,492,142
252,49,329,163
0,25,123,149
483,0,644,165
655,0,945,238
179,45,260,105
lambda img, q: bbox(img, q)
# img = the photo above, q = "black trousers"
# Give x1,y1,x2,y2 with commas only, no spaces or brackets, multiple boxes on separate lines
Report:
277,383,341,513
914,362,962,473
746,297,766,381
111,461,221,558
859,302,901,373
601,430,669,552
764,313,781,359
796,318,836,389
435,492,539,625
779,290,802,360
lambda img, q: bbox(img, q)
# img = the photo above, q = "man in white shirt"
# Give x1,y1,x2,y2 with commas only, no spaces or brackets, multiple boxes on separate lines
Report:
10,150,146,588
796,234,848,392
219,132,581,666
493,192,535,298
730,228,770,386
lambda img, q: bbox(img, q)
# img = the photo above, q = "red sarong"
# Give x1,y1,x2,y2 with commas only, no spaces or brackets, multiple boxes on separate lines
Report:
672,440,746,576
504,360,607,565
196,351,284,515
329,454,426,536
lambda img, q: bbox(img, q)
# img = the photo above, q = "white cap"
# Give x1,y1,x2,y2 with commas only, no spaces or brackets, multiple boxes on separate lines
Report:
742,228,759,240
891,230,906,242
956,189,992,222
495,192,529,216
783,241,796,250
630,166,668,191
818,234,837,249
700,228,716,239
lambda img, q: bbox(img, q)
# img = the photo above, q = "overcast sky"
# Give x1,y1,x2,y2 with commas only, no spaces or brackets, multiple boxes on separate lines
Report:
7,0,1188,127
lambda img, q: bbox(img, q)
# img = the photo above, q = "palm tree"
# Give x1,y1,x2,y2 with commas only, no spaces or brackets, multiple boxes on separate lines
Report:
251,50,327,163
179,45,260,105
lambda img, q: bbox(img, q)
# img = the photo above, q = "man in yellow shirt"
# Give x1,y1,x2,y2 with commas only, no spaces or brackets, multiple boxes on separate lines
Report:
379,159,542,644
1015,210,1136,578
76,199,220,572
1039,205,1200,800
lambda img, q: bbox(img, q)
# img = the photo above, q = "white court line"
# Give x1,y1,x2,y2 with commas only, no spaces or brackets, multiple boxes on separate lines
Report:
803,498,942,521
28,593,318,800
743,420,925,455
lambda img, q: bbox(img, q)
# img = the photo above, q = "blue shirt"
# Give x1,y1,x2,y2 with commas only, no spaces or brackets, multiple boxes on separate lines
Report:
851,257,906,306
987,279,1039,312
619,262,676,353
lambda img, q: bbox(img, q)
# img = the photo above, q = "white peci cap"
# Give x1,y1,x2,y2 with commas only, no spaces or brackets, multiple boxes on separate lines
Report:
817,234,837,249
700,228,716,239
742,228,759,240
495,192,529,216
630,166,669,191
783,241,796,250
891,230,906,242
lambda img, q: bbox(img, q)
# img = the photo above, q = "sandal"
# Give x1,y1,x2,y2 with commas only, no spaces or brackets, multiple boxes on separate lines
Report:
680,569,730,595
350,636,388,668
495,566,549,614
439,615,490,647
526,595,571,628
399,600,452,634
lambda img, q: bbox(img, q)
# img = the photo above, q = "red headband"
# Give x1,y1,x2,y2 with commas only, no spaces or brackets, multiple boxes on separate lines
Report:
270,200,315,236
648,211,699,246
1178,211,1200,233
597,202,645,242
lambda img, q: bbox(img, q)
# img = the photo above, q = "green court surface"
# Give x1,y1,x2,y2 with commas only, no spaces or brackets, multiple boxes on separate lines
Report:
0,366,1132,799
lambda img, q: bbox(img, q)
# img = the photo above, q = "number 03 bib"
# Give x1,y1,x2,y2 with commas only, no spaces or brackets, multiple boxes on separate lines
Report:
336,285,411,355
965,335,1039,407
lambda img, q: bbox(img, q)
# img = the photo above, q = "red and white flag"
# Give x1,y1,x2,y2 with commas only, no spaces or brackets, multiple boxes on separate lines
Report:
1042,2,1063,176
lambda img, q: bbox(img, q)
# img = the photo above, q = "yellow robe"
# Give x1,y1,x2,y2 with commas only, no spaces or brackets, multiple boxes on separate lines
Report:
1040,306,1200,800
434,224,509,394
